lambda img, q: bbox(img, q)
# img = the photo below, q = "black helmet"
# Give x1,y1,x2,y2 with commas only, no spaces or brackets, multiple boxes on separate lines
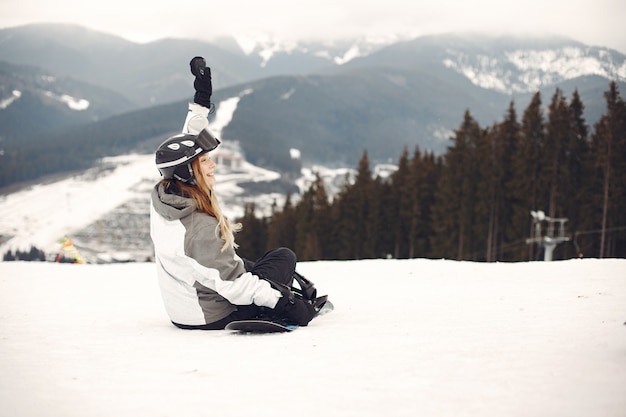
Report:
155,128,220,182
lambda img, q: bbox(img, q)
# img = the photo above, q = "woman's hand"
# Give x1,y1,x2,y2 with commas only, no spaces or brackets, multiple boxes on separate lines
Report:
274,294,316,326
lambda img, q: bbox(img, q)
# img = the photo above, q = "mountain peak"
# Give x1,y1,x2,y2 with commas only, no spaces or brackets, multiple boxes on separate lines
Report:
234,33,409,67
438,36,626,94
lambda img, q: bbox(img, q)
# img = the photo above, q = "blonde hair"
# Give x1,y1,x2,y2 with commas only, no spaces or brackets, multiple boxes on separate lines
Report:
161,156,241,251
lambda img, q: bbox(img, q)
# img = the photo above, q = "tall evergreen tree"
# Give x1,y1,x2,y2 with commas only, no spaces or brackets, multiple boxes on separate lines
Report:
266,194,296,251
431,110,482,259
508,93,545,260
294,173,331,260
332,151,374,259
377,179,396,258
564,89,590,256
389,147,413,258
475,125,497,261
312,174,333,259
408,148,440,258
498,102,520,260
364,175,385,259
591,82,626,257
543,89,571,222
406,148,423,259
237,203,268,260
476,102,519,261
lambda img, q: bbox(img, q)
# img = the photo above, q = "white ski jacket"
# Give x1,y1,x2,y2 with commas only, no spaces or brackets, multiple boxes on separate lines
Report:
150,183,281,326
182,102,210,135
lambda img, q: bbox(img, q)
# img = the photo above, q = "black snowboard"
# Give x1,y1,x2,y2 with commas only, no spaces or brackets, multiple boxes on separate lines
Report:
225,300,334,334
225,320,297,333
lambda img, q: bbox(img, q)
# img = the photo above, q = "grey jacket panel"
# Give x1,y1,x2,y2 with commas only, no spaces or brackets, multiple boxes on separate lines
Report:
150,183,280,326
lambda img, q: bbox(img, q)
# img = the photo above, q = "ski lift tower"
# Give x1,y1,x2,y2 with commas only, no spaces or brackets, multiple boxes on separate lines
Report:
526,210,570,261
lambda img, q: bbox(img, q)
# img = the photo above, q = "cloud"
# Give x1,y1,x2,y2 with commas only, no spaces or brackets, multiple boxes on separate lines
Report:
0,0,625,53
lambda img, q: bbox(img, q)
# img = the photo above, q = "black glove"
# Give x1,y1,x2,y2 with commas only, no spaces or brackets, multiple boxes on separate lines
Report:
274,295,316,326
190,56,206,78
190,56,212,107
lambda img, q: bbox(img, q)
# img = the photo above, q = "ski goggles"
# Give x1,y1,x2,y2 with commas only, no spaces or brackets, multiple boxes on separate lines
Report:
196,128,221,152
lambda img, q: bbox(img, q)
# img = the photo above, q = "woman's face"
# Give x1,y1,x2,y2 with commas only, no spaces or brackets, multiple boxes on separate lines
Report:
198,154,216,188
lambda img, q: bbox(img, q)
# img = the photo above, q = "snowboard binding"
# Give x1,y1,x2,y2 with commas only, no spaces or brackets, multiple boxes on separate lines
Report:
291,274,330,316
292,272,317,301
263,273,328,316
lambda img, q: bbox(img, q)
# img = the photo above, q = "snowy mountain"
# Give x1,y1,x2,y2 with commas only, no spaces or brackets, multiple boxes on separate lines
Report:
0,61,134,137
0,92,360,262
441,40,626,94
235,33,406,68
2,24,626,192
342,33,626,94
1,257,625,417
3,24,624,108
0,23,262,107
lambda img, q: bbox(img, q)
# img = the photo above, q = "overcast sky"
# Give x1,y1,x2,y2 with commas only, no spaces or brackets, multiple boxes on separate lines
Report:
1,0,625,53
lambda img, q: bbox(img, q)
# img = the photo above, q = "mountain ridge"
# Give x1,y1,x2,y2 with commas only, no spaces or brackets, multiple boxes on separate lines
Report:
1,24,625,189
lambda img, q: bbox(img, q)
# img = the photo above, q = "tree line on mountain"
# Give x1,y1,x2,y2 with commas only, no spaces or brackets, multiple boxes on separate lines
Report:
0,104,177,189
236,81,626,262
3,246,46,262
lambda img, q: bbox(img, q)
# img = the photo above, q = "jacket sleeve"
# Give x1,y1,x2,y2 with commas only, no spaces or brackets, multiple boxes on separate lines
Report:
182,103,209,135
183,214,281,308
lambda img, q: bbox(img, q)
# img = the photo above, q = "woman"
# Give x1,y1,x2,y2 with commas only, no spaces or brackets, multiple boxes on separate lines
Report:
150,129,319,330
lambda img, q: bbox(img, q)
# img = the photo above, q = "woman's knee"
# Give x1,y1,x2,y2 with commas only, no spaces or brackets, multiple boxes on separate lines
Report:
275,247,296,263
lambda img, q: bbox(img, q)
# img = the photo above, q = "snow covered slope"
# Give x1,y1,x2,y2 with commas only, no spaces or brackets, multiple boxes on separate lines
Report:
442,42,626,94
1,258,625,417
0,91,353,261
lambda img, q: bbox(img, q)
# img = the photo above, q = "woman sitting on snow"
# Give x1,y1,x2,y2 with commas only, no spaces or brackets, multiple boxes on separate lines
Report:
150,129,324,329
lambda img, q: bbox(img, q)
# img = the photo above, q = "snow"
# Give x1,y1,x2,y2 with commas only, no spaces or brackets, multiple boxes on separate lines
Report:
0,258,625,417
59,94,89,111
334,44,362,65
0,154,159,254
210,89,253,138
1,84,624,415
0,88,366,258
0,150,288,255
43,91,90,111
0,90,21,109
443,46,626,94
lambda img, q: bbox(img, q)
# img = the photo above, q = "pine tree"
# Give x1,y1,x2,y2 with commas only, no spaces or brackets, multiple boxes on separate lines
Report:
332,151,374,259
474,126,495,261
591,82,626,257
565,90,590,257
237,203,268,260
312,174,333,259
294,181,317,260
376,179,395,258
330,174,355,260
508,93,545,260
431,110,482,259
389,147,413,258
364,175,385,259
498,102,520,260
294,173,331,260
408,148,440,258
543,89,571,223
475,102,519,261
405,148,422,259
266,194,296,251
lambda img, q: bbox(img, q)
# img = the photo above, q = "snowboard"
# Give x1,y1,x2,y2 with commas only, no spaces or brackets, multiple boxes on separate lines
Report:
225,320,298,333
225,300,334,334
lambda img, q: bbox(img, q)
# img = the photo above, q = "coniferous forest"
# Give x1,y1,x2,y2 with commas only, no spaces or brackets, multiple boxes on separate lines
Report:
236,82,626,262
